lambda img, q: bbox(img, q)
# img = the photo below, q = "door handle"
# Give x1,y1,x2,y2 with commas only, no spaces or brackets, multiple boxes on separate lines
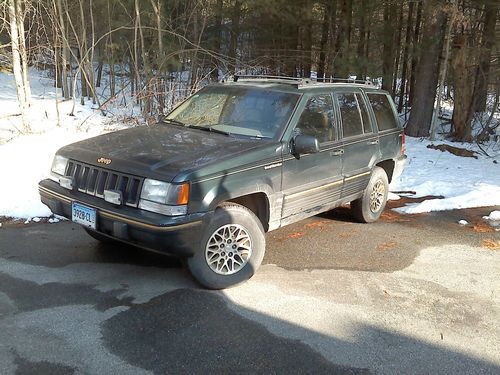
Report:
367,139,379,145
330,149,344,156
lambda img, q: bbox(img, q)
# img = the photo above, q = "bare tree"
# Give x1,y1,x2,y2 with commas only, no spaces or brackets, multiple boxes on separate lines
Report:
7,0,31,133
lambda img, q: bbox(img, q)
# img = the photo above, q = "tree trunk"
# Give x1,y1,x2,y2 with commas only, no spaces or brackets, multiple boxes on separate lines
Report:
79,0,88,105
15,0,31,106
326,0,339,78
96,60,103,88
88,0,96,104
211,0,223,81
398,0,414,113
473,1,497,112
318,2,333,81
451,34,476,142
357,0,367,79
333,0,352,77
391,0,404,97
150,0,165,111
228,0,241,73
430,9,454,140
302,0,313,78
409,0,423,106
406,0,446,138
8,0,30,133
382,0,396,94
135,0,151,116
56,0,70,99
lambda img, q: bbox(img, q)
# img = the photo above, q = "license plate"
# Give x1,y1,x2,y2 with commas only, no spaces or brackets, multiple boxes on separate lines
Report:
72,202,97,230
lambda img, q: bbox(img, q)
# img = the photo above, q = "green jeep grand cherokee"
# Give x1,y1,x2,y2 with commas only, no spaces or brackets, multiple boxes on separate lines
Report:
39,76,406,289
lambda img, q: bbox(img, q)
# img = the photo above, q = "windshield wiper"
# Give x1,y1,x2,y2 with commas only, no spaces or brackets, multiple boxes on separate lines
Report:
161,118,186,127
187,125,233,137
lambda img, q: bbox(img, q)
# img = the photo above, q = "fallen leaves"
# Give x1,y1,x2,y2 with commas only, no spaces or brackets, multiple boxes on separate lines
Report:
376,241,398,251
304,221,328,229
287,232,305,239
481,239,500,250
472,222,495,233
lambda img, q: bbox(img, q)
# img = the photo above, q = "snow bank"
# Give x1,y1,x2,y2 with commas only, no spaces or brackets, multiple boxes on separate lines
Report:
0,129,102,218
391,138,500,214
0,69,121,219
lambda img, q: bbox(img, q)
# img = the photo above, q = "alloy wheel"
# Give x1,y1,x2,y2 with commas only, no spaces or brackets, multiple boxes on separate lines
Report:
205,224,252,275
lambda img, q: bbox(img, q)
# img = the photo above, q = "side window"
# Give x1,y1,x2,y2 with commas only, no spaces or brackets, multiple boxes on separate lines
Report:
356,93,372,134
337,93,363,138
295,94,336,143
367,93,399,131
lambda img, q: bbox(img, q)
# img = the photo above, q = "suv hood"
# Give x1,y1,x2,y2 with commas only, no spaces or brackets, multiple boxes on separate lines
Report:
59,124,266,181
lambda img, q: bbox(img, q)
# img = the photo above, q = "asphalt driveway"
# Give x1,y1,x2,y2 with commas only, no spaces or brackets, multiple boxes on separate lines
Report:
0,205,499,374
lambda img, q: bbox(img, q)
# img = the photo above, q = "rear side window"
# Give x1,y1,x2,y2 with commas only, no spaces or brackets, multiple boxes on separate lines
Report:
356,93,372,134
367,93,399,131
295,94,336,143
337,93,363,138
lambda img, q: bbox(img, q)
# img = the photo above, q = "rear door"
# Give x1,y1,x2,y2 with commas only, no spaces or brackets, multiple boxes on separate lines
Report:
365,92,402,161
334,90,380,199
281,93,343,220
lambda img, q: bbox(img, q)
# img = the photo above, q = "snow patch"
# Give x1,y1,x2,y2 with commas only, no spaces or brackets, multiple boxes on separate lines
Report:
391,138,500,214
458,220,468,225
483,211,500,221
388,192,400,201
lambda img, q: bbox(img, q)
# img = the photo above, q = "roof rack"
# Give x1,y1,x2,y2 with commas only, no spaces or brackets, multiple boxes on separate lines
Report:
324,77,373,85
232,74,309,87
229,74,373,87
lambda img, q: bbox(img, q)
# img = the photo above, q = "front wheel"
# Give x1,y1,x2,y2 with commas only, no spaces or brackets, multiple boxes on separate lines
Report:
350,166,389,223
187,203,265,289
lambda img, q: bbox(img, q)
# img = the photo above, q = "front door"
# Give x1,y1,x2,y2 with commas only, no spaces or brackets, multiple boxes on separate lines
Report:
281,93,343,222
334,90,380,199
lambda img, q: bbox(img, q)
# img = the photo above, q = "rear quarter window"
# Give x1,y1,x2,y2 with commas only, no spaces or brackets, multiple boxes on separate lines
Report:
337,93,363,138
367,93,399,131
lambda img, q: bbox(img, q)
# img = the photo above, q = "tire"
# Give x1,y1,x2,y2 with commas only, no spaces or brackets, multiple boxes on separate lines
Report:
351,166,389,223
187,203,265,289
84,228,117,244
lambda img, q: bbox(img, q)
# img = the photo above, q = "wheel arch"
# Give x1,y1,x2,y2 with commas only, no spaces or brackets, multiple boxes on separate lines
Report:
225,192,270,232
375,159,395,183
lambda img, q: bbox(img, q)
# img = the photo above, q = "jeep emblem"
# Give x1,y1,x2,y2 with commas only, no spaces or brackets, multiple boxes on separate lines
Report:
97,157,112,165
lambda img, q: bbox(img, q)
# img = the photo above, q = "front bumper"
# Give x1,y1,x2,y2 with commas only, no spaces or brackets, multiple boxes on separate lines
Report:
392,154,407,180
39,179,212,256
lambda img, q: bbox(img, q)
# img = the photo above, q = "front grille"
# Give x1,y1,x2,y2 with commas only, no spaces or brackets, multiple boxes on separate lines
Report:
66,160,143,206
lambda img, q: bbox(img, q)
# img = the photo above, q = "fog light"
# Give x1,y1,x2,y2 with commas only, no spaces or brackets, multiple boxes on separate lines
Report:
104,190,122,205
59,176,73,190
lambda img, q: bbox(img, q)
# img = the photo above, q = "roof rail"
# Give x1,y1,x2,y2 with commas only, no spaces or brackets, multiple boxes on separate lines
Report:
233,74,302,82
229,74,374,87
323,77,373,85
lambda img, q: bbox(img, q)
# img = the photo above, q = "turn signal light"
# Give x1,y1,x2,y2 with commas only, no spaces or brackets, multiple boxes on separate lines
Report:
177,183,190,205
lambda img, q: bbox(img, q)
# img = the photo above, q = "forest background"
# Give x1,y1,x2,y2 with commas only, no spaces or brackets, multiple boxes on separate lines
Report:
0,0,499,143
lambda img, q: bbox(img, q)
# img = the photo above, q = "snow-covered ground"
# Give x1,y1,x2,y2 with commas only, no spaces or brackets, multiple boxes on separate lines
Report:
0,69,499,220
390,137,500,214
0,69,129,219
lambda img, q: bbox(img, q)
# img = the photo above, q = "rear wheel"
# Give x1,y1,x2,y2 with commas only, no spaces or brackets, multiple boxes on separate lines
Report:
351,166,389,223
187,203,265,289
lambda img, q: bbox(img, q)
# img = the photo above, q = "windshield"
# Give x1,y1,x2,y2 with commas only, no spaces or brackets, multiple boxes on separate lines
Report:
166,86,300,138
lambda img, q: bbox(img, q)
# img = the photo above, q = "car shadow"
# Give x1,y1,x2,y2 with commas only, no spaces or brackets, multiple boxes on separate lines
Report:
100,286,500,374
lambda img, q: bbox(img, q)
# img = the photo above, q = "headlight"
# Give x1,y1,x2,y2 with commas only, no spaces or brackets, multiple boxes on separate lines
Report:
51,155,69,176
139,179,189,216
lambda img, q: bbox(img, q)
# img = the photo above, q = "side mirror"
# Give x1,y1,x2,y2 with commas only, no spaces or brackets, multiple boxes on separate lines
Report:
292,134,320,156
